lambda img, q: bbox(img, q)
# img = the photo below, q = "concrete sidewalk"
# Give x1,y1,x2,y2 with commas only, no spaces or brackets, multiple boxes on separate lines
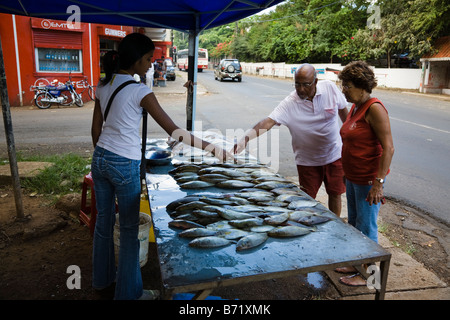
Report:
304,180,449,300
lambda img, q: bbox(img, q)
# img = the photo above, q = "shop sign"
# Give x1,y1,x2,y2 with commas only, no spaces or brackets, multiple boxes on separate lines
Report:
31,17,83,31
105,28,127,37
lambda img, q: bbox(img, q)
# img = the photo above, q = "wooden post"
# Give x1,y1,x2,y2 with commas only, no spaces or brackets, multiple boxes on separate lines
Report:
0,36,25,219
186,16,199,131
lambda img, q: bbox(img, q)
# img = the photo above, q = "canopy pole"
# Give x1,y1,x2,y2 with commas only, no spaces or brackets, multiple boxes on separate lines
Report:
0,36,24,219
186,16,199,132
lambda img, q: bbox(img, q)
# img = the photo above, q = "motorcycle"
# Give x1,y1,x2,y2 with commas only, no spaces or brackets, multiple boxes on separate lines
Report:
32,74,83,109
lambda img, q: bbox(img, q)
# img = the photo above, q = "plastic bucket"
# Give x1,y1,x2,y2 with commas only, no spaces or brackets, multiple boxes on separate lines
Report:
113,212,152,268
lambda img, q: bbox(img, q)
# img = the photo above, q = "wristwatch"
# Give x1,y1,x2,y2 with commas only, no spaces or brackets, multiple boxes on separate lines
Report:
375,178,385,184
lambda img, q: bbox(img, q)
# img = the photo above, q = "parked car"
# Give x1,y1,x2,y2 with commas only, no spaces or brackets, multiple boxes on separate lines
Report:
214,59,242,82
164,59,176,81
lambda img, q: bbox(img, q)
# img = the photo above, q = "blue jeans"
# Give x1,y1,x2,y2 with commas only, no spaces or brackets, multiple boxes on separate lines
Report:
345,180,381,243
91,146,142,300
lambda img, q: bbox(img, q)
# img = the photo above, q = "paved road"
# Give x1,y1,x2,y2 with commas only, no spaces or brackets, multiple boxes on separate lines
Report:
1,69,449,227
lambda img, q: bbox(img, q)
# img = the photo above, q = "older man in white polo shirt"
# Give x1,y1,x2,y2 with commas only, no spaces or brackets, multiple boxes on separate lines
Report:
233,64,348,216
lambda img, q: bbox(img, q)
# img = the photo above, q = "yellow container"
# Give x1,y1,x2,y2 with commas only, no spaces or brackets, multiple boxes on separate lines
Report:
140,197,155,243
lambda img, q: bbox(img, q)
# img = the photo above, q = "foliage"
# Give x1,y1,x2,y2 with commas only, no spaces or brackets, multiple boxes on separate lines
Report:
173,0,450,65
14,153,91,196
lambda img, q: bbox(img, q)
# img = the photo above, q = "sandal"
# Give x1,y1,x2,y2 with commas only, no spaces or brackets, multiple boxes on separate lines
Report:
339,274,367,287
334,266,358,274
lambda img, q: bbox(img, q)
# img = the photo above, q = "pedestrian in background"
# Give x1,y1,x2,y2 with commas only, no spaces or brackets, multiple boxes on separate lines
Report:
336,60,394,286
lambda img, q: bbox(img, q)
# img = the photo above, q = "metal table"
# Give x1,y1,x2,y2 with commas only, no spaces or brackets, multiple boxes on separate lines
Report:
146,164,391,300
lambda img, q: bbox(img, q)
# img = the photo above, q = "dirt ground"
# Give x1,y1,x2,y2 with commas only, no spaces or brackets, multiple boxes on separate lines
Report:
0,180,448,300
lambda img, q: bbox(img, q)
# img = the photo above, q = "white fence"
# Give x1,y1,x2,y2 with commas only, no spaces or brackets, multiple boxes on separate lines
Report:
241,62,422,90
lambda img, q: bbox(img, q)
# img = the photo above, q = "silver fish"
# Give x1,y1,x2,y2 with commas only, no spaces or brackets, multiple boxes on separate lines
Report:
216,228,251,240
236,233,269,251
271,187,302,195
198,167,249,178
200,198,234,206
175,201,208,212
275,194,310,203
268,225,311,238
217,208,256,220
174,171,199,178
264,212,290,225
188,236,232,248
179,181,215,189
179,228,218,238
254,181,297,190
287,199,318,210
262,206,291,214
166,196,200,213
227,196,251,205
253,176,290,183
169,164,201,175
168,219,205,230
247,195,275,202
176,174,199,183
257,200,288,207
227,205,264,213
250,225,276,233
206,220,233,230
217,180,255,189
234,191,274,198
296,213,333,226
228,218,264,229
198,173,229,183
192,209,220,219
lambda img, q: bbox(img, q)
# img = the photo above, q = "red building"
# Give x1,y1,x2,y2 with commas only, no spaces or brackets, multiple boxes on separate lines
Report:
0,14,172,107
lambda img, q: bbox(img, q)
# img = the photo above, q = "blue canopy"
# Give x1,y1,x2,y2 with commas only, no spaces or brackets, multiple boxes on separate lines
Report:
0,0,284,32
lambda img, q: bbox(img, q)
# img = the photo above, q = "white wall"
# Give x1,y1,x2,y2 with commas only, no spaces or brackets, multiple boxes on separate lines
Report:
241,62,422,90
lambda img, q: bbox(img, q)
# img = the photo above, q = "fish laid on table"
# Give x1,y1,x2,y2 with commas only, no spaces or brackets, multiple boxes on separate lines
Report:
268,225,311,238
246,195,275,202
166,196,201,213
174,200,209,212
253,176,291,183
257,200,287,207
275,194,310,203
217,208,256,220
168,219,206,230
206,220,233,230
254,181,297,190
216,228,251,240
250,225,276,233
192,209,220,219
290,211,333,226
168,164,201,175
198,173,229,183
236,233,269,251
270,187,302,195
228,217,264,229
188,236,232,248
179,181,215,189
198,167,249,178
217,180,255,189
263,212,290,225
179,228,218,238
175,174,199,183
287,199,318,210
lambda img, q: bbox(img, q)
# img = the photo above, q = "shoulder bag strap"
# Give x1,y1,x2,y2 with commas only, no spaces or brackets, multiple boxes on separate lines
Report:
103,80,137,121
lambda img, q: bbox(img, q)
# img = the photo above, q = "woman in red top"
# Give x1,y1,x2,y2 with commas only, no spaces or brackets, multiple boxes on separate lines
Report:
337,61,394,286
